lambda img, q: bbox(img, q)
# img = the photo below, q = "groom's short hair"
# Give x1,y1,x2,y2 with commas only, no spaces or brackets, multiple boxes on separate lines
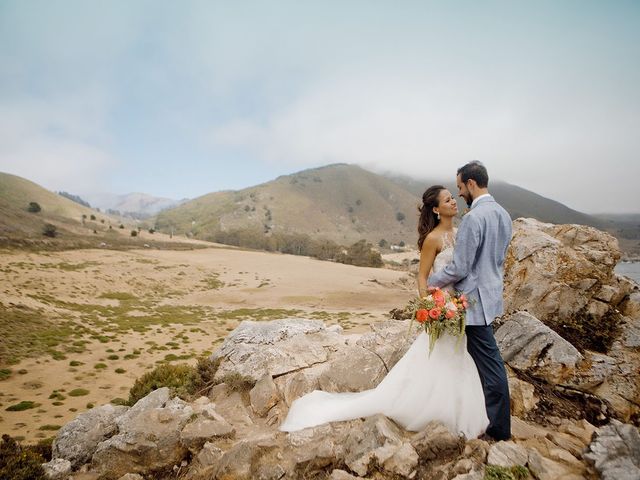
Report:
458,160,489,188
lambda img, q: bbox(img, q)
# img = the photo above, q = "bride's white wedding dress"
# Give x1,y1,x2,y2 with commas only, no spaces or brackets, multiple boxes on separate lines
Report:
279,241,490,438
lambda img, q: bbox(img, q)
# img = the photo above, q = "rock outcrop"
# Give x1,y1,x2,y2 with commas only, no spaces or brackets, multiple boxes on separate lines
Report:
40,220,640,479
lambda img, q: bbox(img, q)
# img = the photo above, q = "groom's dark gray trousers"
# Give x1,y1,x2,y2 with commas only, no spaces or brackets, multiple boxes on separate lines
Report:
465,325,511,440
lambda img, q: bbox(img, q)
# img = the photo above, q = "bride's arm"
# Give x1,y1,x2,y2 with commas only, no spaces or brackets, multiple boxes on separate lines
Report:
417,235,440,297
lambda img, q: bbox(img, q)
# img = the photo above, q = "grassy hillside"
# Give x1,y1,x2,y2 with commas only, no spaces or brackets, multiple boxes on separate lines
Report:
0,172,191,251
0,172,101,237
155,164,422,247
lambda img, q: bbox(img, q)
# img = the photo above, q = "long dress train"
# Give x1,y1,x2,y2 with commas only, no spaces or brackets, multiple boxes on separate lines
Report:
279,245,489,439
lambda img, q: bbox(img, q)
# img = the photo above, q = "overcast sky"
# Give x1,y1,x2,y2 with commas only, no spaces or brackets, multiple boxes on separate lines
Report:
1,1,638,213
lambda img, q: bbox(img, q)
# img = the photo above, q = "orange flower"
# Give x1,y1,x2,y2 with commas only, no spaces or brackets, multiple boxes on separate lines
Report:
416,309,429,323
432,290,446,308
428,308,441,320
445,309,456,319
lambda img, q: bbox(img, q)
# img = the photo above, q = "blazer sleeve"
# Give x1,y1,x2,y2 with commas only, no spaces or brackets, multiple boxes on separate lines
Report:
428,214,481,287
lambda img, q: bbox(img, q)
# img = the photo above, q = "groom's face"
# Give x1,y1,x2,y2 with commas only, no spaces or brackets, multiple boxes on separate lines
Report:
456,174,473,207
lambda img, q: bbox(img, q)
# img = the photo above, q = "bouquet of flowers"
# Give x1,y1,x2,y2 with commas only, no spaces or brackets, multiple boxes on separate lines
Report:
408,287,469,353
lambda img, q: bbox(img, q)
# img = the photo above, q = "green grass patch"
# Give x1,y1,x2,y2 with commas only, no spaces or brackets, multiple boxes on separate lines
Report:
0,368,12,381
115,368,126,374
484,465,530,480
110,397,128,406
107,355,119,360
201,274,225,290
69,361,83,367
5,401,41,411
93,363,107,370
49,350,66,360
38,424,61,431
99,292,138,301
68,389,89,397
48,392,66,401
0,302,83,366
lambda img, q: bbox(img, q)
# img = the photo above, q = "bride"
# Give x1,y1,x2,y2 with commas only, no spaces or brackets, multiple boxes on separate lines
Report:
279,185,489,439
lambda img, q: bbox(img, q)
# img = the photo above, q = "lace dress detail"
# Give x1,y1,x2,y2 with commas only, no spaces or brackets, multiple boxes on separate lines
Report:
433,230,456,277
279,230,489,438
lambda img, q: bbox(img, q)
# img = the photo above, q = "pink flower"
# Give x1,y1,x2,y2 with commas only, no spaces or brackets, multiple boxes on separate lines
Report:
445,309,456,319
428,308,441,320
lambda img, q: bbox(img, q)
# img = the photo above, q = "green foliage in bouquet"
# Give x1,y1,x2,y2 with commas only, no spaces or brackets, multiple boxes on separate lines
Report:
407,288,468,353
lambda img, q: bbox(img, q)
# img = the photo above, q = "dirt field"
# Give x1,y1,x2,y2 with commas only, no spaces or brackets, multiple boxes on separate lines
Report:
0,244,415,443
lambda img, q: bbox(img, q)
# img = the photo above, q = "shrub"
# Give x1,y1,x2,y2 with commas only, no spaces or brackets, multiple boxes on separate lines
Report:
68,389,89,397
127,363,199,406
90,214,96,220
42,224,57,238
396,212,405,222
378,239,388,248
148,228,155,234
5,401,40,412
0,434,47,480
27,202,41,213
119,224,125,229
130,230,138,237
0,368,11,381
337,239,383,268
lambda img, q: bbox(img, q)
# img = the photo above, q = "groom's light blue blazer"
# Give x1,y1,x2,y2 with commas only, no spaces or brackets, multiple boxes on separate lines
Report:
428,195,512,326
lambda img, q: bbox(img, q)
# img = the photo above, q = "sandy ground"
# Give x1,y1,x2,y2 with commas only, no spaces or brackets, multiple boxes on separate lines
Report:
0,245,415,443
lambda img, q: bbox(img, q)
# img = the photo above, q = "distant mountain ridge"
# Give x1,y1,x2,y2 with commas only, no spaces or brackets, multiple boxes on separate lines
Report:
82,192,185,218
383,173,603,229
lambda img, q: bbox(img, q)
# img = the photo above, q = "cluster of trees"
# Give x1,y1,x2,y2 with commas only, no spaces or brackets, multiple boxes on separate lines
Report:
58,191,91,207
209,228,383,267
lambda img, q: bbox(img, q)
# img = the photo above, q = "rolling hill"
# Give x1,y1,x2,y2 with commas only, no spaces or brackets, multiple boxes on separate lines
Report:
154,163,616,251
155,164,420,247
0,172,143,248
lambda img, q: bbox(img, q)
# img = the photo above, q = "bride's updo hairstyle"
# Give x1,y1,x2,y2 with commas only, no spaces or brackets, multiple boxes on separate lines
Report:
417,185,445,251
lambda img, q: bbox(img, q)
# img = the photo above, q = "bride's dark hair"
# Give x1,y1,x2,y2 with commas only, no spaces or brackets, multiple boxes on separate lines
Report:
417,185,445,251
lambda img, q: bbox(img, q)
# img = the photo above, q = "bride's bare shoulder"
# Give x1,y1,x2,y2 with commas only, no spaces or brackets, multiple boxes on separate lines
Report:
422,230,444,252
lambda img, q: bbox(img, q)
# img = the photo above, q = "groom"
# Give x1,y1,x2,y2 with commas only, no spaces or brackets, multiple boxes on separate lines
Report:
429,160,512,441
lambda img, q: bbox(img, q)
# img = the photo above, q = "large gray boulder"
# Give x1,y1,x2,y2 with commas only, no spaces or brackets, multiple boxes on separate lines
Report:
584,420,640,480
210,319,333,383
52,403,129,468
504,218,630,320
496,311,583,384
91,397,193,479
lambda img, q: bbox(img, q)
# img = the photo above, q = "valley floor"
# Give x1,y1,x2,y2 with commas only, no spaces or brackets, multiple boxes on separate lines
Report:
0,245,414,443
